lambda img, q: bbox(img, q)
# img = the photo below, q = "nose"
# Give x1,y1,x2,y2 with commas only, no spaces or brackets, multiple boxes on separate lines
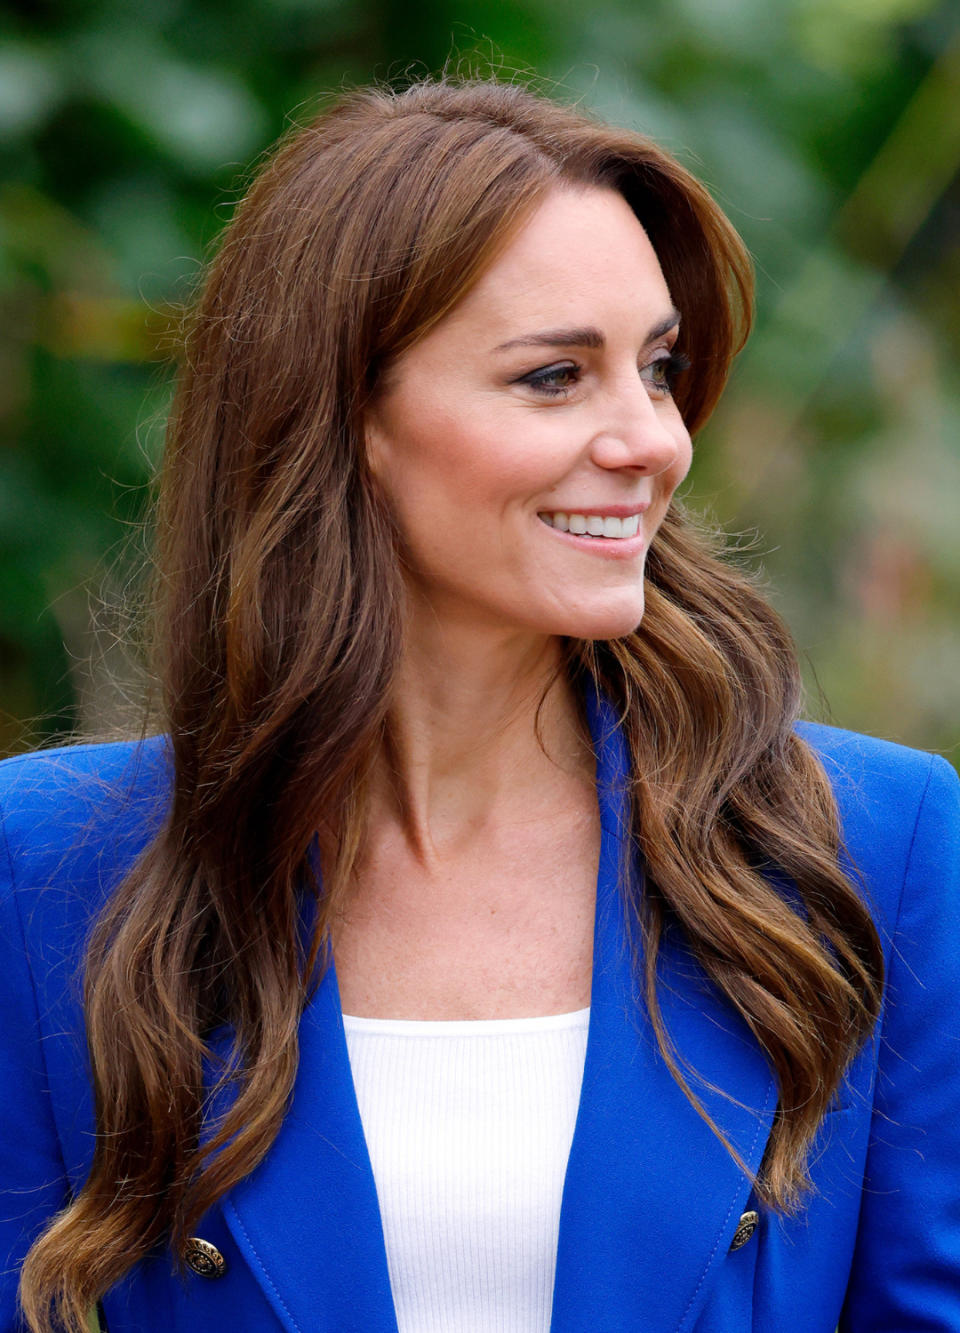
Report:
588,378,688,476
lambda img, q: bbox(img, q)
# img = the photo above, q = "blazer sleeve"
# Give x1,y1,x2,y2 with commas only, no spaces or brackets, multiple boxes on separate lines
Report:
841,753,960,1330
0,818,72,1333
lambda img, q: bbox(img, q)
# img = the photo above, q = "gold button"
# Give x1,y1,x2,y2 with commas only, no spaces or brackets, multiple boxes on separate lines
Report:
184,1237,227,1278
729,1210,759,1252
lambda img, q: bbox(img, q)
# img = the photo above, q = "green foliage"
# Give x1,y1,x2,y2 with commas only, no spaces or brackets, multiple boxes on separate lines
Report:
1,0,957,759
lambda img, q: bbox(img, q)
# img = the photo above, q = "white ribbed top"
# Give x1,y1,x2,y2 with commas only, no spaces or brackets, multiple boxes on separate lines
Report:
343,1008,590,1333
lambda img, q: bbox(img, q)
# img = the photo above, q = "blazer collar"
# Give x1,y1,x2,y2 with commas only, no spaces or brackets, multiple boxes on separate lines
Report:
223,683,776,1333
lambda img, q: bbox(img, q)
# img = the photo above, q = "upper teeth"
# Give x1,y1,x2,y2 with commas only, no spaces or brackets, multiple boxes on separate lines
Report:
538,512,641,539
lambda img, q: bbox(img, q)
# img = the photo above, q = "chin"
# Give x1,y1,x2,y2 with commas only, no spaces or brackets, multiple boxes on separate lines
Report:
542,595,647,642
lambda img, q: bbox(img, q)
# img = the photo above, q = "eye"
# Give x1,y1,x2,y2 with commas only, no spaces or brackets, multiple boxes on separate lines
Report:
641,351,691,397
517,361,581,398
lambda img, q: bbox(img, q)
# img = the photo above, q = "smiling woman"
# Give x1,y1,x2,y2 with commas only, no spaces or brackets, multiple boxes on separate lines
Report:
1,75,959,1333
362,187,692,644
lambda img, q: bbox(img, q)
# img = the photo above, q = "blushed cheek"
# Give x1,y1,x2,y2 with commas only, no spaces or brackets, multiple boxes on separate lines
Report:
429,430,536,526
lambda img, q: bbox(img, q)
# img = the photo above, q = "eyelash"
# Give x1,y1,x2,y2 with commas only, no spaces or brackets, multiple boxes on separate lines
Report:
519,352,691,399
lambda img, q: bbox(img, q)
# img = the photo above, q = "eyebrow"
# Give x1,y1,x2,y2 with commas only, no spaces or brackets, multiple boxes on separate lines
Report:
491,309,681,354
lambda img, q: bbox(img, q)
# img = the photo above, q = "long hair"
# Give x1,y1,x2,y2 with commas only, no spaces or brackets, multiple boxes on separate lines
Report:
21,75,883,1332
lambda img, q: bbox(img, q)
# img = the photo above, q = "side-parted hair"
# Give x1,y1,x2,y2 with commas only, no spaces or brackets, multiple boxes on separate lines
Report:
21,75,883,1333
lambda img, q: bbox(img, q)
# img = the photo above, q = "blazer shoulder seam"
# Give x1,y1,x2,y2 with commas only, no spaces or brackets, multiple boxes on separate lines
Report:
891,750,941,939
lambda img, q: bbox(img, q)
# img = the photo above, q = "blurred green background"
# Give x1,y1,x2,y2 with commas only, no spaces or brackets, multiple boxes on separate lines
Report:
1,0,958,762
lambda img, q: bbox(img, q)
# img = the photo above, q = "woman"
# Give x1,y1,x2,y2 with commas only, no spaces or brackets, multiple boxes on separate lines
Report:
1,75,958,1333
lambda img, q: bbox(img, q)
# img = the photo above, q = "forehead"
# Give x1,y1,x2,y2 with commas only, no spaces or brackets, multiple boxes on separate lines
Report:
427,185,674,348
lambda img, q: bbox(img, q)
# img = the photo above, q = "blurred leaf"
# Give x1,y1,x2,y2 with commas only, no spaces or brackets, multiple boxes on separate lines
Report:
0,43,65,138
75,30,270,171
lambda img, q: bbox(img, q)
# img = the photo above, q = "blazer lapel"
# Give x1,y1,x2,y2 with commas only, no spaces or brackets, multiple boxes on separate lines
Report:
222,969,398,1333
550,684,777,1332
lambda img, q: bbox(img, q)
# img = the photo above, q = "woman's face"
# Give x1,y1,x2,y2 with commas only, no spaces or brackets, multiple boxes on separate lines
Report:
364,185,693,641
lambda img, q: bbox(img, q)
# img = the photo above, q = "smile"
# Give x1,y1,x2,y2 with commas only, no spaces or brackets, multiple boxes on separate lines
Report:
537,512,641,540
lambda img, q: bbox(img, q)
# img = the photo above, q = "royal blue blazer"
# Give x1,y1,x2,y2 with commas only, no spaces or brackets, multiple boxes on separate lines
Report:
2,688,959,1332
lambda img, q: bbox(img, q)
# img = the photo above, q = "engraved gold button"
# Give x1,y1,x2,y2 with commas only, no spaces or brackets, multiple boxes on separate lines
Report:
184,1237,227,1278
729,1210,759,1251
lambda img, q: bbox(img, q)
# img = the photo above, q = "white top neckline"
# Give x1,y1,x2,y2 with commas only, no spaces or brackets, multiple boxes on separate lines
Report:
341,1007,590,1038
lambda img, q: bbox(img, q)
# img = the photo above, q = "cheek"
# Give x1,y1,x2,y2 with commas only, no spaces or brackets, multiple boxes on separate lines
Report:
367,419,511,581
666,423,693,492
375,406,536,523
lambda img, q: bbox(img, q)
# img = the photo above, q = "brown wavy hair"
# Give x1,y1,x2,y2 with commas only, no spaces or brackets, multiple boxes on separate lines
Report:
21,74,883,1332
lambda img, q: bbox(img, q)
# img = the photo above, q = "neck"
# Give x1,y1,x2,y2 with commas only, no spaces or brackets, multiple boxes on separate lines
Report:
367,608,594,867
